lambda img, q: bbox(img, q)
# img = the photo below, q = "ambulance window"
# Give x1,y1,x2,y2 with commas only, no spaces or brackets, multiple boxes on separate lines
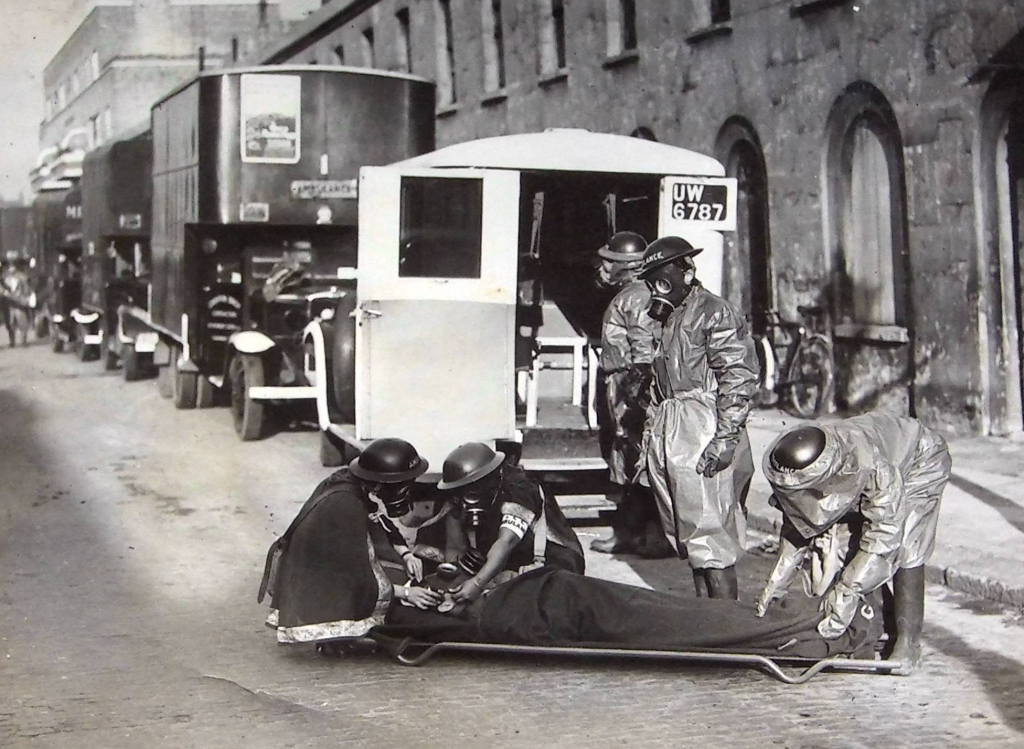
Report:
399,177,483,278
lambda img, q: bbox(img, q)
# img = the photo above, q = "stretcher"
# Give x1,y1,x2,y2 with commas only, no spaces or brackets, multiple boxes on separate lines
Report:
385,637,902,685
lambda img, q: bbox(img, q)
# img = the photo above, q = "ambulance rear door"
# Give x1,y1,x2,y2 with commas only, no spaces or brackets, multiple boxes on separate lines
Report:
355,166,521,470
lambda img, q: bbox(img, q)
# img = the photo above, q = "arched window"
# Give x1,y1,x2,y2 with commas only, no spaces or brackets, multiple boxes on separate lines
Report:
825,83,908,329
715,118,772,335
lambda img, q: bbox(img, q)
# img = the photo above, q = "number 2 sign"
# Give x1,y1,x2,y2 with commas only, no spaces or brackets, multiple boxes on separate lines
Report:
659,176,737,233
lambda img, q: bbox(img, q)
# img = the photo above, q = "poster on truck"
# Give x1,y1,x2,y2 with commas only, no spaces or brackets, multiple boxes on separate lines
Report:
240,74,301,164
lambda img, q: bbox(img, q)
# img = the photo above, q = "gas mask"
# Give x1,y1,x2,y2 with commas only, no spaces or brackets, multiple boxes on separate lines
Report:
456,470,503,530
644,259,695,322
595,258,642,291
368,481,413,518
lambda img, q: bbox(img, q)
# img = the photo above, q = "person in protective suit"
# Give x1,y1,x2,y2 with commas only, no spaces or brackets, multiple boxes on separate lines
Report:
590,231,674,558
259,438,444,648
639,235,759,599
436,442,585,604
755,414,951,674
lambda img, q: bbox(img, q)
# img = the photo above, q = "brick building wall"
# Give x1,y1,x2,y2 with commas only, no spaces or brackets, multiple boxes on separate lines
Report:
258,0,1024,435
39,1,291,155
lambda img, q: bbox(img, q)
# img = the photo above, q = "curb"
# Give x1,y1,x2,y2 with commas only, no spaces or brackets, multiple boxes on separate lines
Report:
746,512,1024,609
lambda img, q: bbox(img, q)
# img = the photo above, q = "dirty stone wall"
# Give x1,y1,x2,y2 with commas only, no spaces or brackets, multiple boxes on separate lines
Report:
275,0,1024,435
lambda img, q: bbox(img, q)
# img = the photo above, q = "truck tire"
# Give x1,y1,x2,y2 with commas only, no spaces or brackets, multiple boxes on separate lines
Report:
330,294,357,423
319,430,356,467
157,365,173,398
230,354,265,441
103,341,119,372
123,346,145,382
171,348,197,409
196,374,217,409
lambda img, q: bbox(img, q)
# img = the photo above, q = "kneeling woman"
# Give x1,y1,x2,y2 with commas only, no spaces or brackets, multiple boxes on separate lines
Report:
259,439,449,645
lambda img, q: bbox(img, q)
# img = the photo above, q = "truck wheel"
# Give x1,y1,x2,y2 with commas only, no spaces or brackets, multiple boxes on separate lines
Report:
103,341,119,372
319,430,356,467
171,349,197,409
123,346,145,382
196,374,217,409
157,365,173,398
230,355,265,441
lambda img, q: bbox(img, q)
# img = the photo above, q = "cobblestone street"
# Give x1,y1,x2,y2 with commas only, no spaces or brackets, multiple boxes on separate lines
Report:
3,344,1024,748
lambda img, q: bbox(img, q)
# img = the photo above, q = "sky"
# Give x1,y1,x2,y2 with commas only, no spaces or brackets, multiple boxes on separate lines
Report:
0,0,79,203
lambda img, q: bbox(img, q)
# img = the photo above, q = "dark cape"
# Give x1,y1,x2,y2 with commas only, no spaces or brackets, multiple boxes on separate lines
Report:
266,469,393,644
376,569,883,660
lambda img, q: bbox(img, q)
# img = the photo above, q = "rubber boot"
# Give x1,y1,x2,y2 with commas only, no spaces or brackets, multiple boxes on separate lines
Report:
591,486,641,554
633,486,676,559
704,566,739,600
692,568,711,597
887,566,925,675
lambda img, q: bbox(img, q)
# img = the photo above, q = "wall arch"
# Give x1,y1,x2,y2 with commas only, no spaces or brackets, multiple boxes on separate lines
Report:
714,117,773,335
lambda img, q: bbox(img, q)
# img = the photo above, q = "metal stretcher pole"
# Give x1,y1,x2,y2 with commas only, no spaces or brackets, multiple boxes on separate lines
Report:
390,639,901,685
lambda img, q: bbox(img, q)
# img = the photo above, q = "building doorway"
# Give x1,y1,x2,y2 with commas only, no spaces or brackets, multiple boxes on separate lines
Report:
715,119,773,336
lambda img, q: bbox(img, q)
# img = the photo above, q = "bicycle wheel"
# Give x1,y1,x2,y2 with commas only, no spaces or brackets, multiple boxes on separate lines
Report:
785,336,835,418
753,334,780,408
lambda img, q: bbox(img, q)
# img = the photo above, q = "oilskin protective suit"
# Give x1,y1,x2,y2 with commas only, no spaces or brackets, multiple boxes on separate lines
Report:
757,413,951,638
642,283,759,569
601,281,660,484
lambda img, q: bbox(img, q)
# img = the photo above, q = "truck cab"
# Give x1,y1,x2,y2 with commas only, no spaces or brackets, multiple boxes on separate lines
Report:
308,129,736,471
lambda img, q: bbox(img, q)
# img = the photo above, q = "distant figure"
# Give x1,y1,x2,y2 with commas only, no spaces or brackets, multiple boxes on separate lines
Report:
756,413,951,674
1,257,32,347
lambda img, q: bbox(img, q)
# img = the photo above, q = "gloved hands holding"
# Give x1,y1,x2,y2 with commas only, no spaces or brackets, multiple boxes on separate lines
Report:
696,439,736,477
816,580,860,639
623,363,653,407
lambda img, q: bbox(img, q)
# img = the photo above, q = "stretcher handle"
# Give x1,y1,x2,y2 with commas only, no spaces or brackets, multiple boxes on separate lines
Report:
390,638,902,685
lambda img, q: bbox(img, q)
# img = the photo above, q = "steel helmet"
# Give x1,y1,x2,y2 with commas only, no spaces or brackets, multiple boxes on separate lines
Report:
349,438,429,483
639,236,703,278
598,231,647,262
769,426,827,473
437,442,506,490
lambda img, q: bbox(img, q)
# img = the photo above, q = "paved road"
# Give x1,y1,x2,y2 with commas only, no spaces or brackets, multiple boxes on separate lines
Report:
2,343,1023,748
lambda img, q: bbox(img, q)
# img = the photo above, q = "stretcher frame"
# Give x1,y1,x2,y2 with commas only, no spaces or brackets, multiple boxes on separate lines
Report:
387,638,901,684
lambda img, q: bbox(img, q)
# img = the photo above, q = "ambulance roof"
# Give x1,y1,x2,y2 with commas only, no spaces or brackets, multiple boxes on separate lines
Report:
393,129,726,177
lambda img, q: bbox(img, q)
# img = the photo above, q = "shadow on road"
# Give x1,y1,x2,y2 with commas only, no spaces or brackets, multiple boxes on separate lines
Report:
948,473,1024,538
926,621,1024,735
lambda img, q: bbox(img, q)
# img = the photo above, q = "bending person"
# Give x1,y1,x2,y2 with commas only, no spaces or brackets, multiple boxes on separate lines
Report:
436,442,585,604
755,413,951,674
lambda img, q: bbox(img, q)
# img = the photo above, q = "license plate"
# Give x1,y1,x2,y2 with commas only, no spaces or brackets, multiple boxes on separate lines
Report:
660,176,737,231
290,179,358,200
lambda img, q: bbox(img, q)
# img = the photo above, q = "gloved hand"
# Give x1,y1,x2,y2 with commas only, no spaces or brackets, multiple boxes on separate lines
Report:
696,439,736,477
816,580,861,639
623,364,653,407
754,535,807,617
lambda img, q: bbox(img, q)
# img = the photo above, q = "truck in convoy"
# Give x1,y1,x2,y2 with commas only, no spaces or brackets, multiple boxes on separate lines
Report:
131,66,435,438
302,129,737,471
76,128,155,378
0,205,31,260
30,187,83,353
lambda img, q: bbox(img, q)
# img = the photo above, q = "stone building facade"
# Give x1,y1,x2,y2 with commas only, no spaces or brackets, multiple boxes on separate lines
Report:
36,0,303,186
257,0,1024,436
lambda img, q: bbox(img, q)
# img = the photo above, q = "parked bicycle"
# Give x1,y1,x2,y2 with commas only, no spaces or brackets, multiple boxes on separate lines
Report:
753,305,836,418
